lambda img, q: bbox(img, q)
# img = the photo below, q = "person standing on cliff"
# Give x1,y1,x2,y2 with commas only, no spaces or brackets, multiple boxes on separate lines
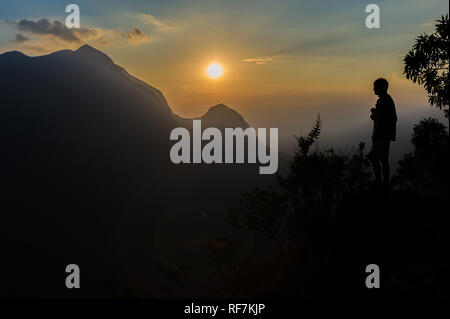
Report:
369,78,397,187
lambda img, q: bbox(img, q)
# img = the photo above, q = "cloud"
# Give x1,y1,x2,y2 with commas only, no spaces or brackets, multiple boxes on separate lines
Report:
74,27,103,41
139,13,180,33
7,18,148,50
127,27,149,44
18,44,48,53
9,18,104,44
13,33,29,43
241,56,273,64
16,19,81,43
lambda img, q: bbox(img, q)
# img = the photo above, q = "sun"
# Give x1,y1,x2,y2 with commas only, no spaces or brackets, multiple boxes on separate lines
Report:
206,63,223,79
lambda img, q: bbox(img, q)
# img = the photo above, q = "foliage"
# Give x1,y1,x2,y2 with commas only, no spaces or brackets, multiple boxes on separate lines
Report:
403,14,449,118
228,115,373,250
226,115,449,297
295,114,322,156
393,117,449,195
228,187,288,250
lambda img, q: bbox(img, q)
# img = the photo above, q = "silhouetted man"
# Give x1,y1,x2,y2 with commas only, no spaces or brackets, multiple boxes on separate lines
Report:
369,78,397,186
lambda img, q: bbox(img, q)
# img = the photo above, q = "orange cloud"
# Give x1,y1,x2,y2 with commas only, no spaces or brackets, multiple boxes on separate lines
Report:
127,27,149,44
241,57,273,64
139,13,181,33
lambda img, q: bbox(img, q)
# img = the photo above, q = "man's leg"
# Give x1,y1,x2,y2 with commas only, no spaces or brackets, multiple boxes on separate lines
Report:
372,159,382,184
381,140,391,185
370,137,382,184
381,159,390,185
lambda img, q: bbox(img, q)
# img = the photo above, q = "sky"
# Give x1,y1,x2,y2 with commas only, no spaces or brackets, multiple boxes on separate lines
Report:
0,0,448,150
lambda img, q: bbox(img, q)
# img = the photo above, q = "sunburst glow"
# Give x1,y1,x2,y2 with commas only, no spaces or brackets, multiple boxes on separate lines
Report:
206,63,223,79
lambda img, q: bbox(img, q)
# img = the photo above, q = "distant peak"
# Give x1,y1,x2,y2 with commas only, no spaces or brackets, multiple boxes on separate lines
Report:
0,50,26,58
75,44,99,53
201,103,249,128
73,44,113,63
213,103,228,108
210,103,230,110
205,104,239,115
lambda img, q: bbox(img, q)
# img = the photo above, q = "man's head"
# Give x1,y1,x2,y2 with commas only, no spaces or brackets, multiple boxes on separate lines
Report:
373,78,389,96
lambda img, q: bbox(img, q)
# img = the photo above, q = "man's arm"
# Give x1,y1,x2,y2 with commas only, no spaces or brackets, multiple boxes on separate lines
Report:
370,107,376,121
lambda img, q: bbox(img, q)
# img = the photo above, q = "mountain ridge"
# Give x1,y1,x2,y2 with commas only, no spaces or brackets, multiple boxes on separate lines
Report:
0,45,249,129
0,44,273,298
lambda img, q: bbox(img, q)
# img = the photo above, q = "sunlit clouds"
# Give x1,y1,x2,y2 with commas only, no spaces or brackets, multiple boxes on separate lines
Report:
3,18,149,54
139,13,181,33
241,57,273,64
127,27,149,44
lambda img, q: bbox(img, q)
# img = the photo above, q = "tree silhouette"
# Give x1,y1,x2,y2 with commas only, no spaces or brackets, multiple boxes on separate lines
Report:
403,14,449,118
228,187,287,256
226,114,449,298
393,117,449,196
295,114,322,156
226,117,374,295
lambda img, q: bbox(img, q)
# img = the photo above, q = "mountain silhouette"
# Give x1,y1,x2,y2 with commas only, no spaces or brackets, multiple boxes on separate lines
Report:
172,104,248,137
201,103,248,127
0,45,270,298
175,103,249,129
